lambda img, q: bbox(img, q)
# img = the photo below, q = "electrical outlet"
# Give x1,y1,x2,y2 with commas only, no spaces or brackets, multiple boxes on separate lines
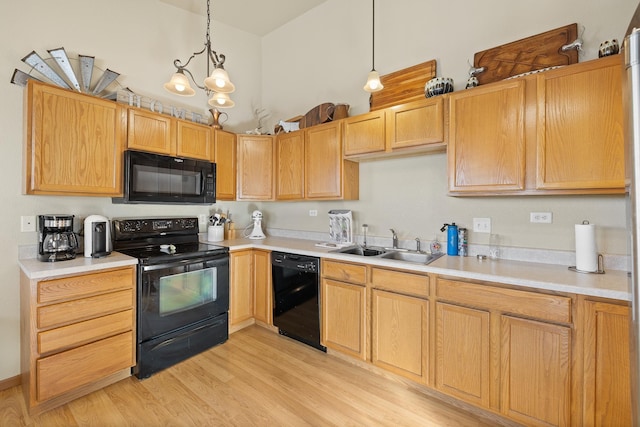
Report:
21,215,36,232
530,212,553,223
309,210,318,217
473,217,491,233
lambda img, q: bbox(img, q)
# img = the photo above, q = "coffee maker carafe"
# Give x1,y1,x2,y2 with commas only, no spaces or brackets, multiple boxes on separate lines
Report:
38,215,79,262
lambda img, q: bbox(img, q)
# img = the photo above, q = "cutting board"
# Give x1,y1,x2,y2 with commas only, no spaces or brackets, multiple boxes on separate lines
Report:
473,24,579,85
369,60,437,111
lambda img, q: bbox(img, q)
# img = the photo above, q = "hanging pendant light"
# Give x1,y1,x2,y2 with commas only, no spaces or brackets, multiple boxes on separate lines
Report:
363,0,383,93
163,0,235,106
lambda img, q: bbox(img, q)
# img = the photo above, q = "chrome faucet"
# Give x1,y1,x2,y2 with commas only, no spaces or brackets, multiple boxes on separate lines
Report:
390,229,398,249
415,237,421,252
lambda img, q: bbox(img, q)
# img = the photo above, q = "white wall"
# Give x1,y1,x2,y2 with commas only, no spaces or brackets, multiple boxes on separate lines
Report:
0,0,636,382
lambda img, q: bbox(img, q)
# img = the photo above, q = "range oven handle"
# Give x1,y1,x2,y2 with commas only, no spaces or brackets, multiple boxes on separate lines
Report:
141,254,229,272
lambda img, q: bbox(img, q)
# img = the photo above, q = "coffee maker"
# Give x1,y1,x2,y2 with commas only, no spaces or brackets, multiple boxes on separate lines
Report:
38,215,79,262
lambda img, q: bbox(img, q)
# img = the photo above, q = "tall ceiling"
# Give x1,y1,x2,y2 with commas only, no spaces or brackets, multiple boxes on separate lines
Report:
159,0,327,36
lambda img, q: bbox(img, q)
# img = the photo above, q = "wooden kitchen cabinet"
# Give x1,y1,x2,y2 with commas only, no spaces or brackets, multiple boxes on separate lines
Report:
305,121,359,200
447,79,527,193
435,277,573,425
253,249,272,325
435,302,490,408
275,130,305,200
448,55,624,196
229,249,255,331
582,300,632,426
321,260,368,360
343,98,445,160
20,266,136,415
24,80,125,196
236,134,274,200
536,55,624,192
213,129,237,200
127,107,213,161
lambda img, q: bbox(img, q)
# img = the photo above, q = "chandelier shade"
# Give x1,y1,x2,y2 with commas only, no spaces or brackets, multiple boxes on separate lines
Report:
164,70,196,96
208,92,235,108
204,66,235,93
363,0,383,93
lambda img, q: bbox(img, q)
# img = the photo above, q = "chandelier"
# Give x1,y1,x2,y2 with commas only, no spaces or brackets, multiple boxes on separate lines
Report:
163,0,235,108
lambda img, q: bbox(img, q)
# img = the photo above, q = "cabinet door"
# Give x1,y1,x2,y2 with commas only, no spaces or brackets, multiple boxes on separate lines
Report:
306,121,358,200
343,110,386,156
275,130,305,200
237,135,274,200
25,81,124,196
536,56,624,191
583,301,631,427
387,98,444,149
435,302,490,408
371,289,428,384
501,315,571,427
230,250,254,327
214,129,236,201
127,108,174,155
448,80,526,193
176,120,212,161
321,278,367,360
253,250,272,325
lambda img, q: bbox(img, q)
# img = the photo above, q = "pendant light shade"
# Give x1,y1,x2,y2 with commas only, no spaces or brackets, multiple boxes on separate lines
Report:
364,70,383,92
164,70,196,96
363,0,383,93
204,66,235,93
208,92,235,108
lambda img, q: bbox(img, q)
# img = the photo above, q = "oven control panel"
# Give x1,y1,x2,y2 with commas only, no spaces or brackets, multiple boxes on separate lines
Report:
113,217,199,238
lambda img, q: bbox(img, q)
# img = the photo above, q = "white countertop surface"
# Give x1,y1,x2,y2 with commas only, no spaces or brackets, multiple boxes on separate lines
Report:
18,236,630,301
212,235,631,301
19,252,138,280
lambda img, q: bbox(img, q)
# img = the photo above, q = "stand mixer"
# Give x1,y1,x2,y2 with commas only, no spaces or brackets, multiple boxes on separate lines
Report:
247,210,266,239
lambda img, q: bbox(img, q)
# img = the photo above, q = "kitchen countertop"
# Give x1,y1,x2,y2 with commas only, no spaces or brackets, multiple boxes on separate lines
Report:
211,235,631,301
19,252,138,280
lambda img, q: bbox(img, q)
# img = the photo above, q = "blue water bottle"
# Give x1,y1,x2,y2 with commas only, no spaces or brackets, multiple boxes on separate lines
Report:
440,223,459,256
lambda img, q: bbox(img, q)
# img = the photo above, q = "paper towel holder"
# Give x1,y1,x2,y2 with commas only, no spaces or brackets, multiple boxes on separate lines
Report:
569,253,605,274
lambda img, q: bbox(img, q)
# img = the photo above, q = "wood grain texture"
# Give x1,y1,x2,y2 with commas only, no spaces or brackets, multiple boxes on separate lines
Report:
236,134,275,200
175,120,212,161
369,60,437,111
275,130,306,199
127,107,174,155
213,129,237,200
371,267,430,298
343,110,386,156
2,326,508,426
474,24,578,85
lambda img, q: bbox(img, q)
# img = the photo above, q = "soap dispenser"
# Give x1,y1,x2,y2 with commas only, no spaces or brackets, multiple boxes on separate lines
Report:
440,223,459,256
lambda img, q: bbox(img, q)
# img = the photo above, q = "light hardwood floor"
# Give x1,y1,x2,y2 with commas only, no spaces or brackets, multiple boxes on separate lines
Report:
1,326,513,426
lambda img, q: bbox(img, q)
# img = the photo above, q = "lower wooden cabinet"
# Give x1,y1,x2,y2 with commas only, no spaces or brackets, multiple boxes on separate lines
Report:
500,316,571,427
20,266,136,415
371,289,429,384
253,249,272,325
583,300,632,426
435,302,490,408
230,250,255,329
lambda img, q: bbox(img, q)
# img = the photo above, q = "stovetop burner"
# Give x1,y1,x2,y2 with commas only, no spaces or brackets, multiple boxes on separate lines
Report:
112,217,227,265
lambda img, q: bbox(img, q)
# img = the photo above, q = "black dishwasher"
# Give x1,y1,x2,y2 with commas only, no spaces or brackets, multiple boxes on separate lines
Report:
271,252,326,352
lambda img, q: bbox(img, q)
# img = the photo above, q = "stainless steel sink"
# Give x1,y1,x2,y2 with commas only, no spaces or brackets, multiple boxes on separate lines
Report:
331,245,443,265
380,251,443,264
331,246,388,256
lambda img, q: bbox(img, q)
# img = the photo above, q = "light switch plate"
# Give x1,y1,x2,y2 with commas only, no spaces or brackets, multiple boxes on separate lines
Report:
473,217,491,233
21,215,36,232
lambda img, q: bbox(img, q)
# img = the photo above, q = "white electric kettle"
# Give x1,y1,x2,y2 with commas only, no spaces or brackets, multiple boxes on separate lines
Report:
84,215,111,258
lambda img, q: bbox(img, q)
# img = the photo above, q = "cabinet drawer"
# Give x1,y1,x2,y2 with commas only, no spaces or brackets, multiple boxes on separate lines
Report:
322,260,367,285
38,289,134,329
37,331,134,402
38,309,133,355
436,279,571,324
371,268,429,298
38,267,134,304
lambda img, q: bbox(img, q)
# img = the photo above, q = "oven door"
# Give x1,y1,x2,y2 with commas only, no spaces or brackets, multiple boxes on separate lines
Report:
138,254,229,342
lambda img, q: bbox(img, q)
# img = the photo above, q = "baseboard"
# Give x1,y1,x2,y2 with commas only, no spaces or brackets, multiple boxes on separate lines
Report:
0,375,21,391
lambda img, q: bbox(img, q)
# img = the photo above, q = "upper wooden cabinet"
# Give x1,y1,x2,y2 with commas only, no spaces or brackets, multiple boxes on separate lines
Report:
213,129,237,201
343,98,445,160
236,134,274,200
127,107,213,161
24,81,125,196
275,130,305,200
448,55,624,196
305,121,359,200
536,57,624,191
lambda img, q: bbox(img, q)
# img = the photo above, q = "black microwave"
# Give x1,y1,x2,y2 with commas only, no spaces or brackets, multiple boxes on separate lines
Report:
113,150,216,205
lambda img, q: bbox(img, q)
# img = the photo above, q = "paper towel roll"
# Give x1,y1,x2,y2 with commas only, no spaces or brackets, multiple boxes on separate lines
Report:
575,222,598,272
